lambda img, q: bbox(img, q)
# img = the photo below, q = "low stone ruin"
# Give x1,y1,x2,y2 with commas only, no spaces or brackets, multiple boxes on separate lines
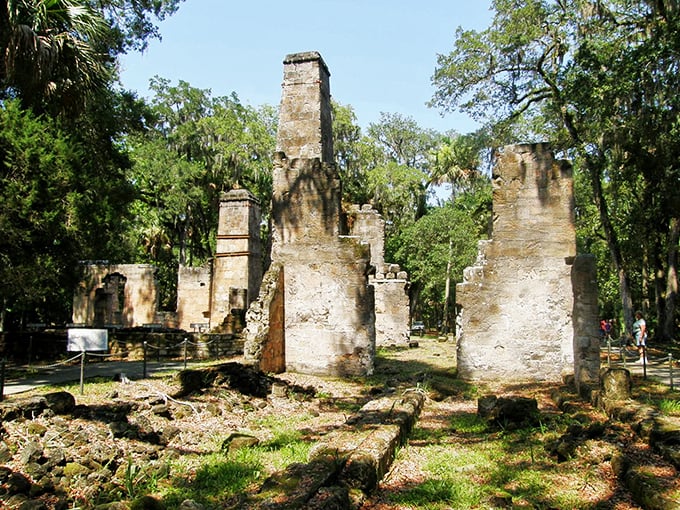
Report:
72,264,158,328
72,188,263,333
348,204,410,347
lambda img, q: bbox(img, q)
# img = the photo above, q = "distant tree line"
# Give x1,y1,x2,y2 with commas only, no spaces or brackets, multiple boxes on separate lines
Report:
2,0,677,343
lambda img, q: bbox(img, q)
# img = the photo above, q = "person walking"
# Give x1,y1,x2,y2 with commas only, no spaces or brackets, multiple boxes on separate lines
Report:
632,311,648,363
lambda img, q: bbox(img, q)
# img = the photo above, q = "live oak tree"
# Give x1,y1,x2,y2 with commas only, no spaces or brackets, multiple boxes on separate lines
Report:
431,0,680,339
125,79,276,308
395,183,492,331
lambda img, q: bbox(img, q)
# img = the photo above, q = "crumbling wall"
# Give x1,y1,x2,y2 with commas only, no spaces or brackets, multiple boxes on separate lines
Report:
72,264,158,328
245,51,376,377
571,254,601,394
176,264,211,331
372,274,410,347
349,204,410,347
456,143,587,382
244,263,285,373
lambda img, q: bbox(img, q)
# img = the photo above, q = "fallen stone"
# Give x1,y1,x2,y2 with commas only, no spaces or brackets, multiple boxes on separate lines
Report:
221,432,260,453
44,391,76,414
600,368,632,400
478,395,539,428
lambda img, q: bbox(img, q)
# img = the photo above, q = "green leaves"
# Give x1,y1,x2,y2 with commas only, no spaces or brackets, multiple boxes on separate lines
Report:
126,79,276,268
395,187,492,325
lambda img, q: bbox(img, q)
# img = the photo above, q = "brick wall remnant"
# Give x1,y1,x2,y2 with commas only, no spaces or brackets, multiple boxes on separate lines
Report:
456,143,598,382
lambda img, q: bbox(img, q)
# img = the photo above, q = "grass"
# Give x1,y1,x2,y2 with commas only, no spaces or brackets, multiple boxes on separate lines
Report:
387,429,612,510
659,398,680,416
8,338,680,509
153,426,312,507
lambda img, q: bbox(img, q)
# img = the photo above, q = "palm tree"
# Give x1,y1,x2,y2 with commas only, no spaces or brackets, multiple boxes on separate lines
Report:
1,0,109,115
428,133,484,201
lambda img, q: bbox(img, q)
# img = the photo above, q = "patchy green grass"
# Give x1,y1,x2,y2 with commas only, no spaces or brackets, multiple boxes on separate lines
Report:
156,425,312,507
659,398,680,416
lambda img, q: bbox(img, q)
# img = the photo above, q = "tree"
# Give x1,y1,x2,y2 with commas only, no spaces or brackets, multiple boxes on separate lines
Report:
431,0,680,339
0,0,186,328
1,0,110,115
332,101,371,206
0,99,132,327
126,79,276,297
429,130,490,200
395,183,492,331
92,0,185,53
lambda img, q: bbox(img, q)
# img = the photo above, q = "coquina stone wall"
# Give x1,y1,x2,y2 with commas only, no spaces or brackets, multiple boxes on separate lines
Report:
210,188,263,329
456,143,597,383
349,204,410,347
245,51,376,377
75,189,263,334
176,264,211,331
72,264,158,328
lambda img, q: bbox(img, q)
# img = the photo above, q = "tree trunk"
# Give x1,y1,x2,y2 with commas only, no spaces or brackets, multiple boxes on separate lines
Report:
559,110,635,335
663,216,679,340
584,154,634,334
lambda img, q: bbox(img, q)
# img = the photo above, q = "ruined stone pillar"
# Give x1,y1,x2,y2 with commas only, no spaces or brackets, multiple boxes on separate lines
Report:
210,188,262,329
272,52,340,247
456,143,582,382
349,204,410,347
245,51,375,376
571,254,601,395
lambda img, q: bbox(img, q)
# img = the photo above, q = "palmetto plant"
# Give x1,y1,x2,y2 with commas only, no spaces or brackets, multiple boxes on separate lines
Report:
1,0,109,114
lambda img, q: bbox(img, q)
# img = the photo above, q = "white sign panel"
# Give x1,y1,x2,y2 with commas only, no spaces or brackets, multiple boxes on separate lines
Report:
67,328,108,352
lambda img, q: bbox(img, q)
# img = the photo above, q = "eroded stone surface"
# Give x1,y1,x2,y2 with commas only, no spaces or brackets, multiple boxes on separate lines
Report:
245,52,375,377
457,143,584,382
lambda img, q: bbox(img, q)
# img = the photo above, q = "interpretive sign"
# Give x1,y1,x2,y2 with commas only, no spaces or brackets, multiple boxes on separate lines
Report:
67,328,108,352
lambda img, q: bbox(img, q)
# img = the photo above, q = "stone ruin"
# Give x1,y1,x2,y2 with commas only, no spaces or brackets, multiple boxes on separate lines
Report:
72,52,602,389
72,264,158,328
72,52,408,377
72,187,263,333
244,52,377,377
456,143,600,392
348,204,410,347
176,187,263,333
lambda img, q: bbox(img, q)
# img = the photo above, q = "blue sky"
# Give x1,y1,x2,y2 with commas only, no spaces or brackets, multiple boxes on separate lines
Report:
118,1,492,134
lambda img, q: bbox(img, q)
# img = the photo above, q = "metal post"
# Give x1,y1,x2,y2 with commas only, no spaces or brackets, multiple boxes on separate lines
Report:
670,353,674,391
143,341,147,379
79,351,85,395
0,359,5,402
607,336,611,367
183,338,188,370
28,335,33,367
642,345,647,380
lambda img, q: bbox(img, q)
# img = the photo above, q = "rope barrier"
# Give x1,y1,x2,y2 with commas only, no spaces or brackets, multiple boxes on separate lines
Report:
85,351,116,359
27,352,84,370
0,333,240,399
186,337,217,347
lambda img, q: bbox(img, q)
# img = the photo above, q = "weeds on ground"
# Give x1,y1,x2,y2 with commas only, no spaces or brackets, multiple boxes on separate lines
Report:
382,406,619,509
